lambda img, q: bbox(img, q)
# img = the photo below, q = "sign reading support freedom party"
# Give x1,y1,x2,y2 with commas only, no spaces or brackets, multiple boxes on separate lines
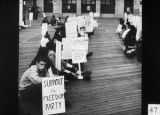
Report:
42,76,65,115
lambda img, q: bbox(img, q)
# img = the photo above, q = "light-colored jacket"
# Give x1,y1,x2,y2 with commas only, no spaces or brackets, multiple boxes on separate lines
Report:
19,65,49,90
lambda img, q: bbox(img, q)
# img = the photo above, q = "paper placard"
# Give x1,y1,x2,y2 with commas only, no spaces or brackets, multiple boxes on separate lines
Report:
42,76,65,115
85,17,94,32
71,37,88,63
41,23,48,36
61,38,72,60
65,20,78,37
29,12,33,20
55,40,61,71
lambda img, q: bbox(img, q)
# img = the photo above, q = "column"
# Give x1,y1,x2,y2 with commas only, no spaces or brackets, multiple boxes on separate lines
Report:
19,0,23,26
96,0,100,14
115,0,124,18
76,0,81,16
59,0,62,16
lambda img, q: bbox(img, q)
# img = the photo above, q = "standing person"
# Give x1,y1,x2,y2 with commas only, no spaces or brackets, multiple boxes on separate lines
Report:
28,6,33,27
124,7,133,25
35,6,40,20
19,57,49,101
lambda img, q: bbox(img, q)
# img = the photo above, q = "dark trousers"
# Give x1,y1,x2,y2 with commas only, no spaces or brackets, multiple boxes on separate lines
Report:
20,84,42,102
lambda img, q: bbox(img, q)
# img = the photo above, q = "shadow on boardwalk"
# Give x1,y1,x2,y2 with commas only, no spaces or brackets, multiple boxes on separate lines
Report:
19,18,141,115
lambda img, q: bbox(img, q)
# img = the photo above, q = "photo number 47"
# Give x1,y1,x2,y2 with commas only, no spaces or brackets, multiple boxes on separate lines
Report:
148,104,160,115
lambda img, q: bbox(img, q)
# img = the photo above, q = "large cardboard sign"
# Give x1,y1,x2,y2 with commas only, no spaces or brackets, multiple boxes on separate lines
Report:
65,19,78,37
71,37,88,63
41,23,48,36
29,12,33,21
61,38,72,60
42,76,65,115
55,40,61,71
85,17,94,33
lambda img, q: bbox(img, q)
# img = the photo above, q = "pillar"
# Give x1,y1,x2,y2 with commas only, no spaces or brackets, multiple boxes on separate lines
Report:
19,0,23,26
76,0,81,16
115,0,124,18
96,0,100,14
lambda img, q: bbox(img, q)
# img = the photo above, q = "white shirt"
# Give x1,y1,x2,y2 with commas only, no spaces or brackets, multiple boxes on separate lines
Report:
40,36,49,47
122,29,131,39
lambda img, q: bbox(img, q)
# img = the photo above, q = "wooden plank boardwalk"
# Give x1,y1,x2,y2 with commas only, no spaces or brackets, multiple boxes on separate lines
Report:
19,18,141,115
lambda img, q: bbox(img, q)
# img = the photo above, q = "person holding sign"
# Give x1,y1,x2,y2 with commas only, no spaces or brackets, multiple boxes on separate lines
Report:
19,57,49,101
78,27,93,58
47,50,92,81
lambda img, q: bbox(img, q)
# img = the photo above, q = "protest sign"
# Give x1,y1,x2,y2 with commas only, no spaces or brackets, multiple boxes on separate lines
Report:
55,40,61,71
41,23,48,36
42,76,65,115
29,12,33,21
85,17,94,33
65,18,78,37
71,37,88,63
61,38,72,60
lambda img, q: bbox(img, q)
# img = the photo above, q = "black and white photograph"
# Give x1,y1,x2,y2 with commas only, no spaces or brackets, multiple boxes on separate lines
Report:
18,0,142,115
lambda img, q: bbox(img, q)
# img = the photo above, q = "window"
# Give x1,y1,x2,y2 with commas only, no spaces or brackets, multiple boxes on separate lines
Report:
101,0,115,13
62,0,77,13
44,0,53,12
81,0,96,13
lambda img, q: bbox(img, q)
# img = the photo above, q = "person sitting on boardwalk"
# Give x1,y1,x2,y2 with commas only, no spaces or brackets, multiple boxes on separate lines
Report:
50,15,57,26
116,18,126,38
123,22,137,58
40,31,51,47
47,50,92,81
19,57,49,101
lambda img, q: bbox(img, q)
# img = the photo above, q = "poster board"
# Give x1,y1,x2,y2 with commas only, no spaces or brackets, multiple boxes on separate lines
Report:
55,40,61,71
41,23,48,36
65,19,78,37
85,17,94,33
29,12,33,21
71,37,88,63
42,76,65,115
61,38,72,60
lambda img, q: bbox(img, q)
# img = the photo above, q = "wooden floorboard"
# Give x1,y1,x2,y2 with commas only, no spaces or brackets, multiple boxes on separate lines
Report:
19,18,141,115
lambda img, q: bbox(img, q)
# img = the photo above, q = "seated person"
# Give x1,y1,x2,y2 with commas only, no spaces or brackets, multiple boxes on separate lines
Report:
29,32,55,67
78,26,93,58
47,50,92,81
19,57,49,101
50,15,57,26
123,22,137,58
116,18,125,38
40,31,51,47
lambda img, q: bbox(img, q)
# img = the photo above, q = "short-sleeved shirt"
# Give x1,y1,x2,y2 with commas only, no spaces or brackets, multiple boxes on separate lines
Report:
19,65,49,90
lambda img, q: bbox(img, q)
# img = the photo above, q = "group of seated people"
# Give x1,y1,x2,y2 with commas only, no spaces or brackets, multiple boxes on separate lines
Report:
116,7,142,62
19,15,95,105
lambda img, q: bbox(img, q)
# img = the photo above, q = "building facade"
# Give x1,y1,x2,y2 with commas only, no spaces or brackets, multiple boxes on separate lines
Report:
23,0,142,18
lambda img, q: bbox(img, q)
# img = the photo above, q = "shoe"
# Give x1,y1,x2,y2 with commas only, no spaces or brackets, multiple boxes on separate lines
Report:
86,52,93,58
82,71,92,81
